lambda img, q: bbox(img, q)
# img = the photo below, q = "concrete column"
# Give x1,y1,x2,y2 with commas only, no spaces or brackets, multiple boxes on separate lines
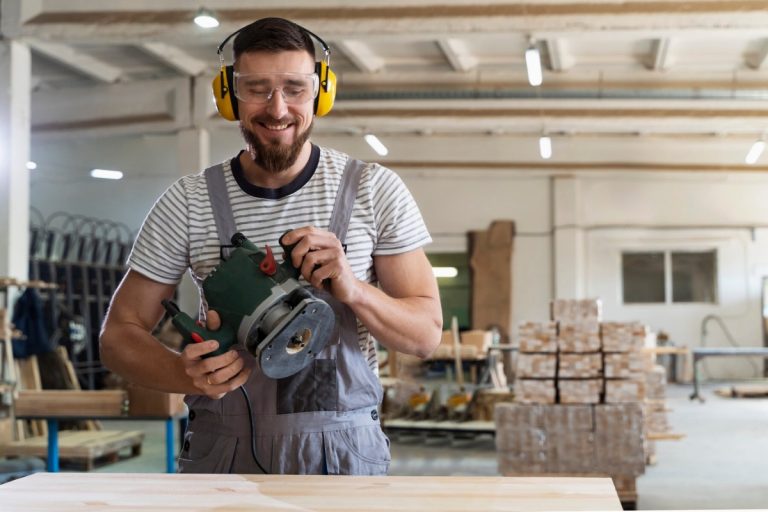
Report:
175,128,210,315
0,41,31,290
553,176,585,299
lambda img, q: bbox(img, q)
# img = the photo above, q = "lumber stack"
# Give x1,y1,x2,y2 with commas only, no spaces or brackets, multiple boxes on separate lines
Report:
496,402,645,479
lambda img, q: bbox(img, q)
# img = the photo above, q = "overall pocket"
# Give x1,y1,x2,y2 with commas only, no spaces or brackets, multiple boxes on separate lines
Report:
177,429,238,474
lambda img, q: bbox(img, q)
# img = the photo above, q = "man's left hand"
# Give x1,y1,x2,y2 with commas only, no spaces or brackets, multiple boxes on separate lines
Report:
281,226,360,304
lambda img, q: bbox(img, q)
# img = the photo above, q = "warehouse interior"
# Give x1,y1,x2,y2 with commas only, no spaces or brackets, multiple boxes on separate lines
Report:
1,1,767,510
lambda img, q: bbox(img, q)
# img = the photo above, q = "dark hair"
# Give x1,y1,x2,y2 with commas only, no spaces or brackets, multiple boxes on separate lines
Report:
233,17,315,61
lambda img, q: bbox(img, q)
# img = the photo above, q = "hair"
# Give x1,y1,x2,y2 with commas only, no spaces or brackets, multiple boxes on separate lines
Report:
232,17,315,62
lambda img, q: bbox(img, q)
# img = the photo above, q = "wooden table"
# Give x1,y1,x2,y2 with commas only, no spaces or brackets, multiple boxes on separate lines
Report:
0,473,622,511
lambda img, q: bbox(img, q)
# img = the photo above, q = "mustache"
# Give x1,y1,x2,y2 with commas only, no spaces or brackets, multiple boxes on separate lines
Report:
249,115,295,125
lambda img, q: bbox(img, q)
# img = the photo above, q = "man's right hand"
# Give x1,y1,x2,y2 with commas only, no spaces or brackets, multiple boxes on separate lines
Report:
180,310,252,399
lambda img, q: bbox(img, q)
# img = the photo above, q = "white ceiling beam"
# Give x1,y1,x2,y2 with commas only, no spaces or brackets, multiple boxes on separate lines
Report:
139,42,208,76
648,38,674,71
746,40,768,70
335,40,384,74
0,0,44,38
437,38,477,72
28,41,122,83
544,38,574,72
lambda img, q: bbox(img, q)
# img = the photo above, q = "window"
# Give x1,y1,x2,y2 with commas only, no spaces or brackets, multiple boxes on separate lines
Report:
622,250,717,304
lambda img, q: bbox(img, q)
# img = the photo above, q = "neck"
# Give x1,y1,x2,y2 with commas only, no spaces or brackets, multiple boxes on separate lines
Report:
239,142,312,189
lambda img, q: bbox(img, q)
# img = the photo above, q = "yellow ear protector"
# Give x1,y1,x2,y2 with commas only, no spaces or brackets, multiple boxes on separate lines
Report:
212,21,336,121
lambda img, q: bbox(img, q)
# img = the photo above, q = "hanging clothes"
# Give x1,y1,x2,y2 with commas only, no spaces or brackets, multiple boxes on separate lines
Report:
11,288,53,359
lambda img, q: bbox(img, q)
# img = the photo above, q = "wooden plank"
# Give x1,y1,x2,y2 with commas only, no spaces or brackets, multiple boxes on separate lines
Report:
0,430,144,459
15,356,47,437
14,390,128,418
0,473,623,511
55,346,101,430
646,432,686,441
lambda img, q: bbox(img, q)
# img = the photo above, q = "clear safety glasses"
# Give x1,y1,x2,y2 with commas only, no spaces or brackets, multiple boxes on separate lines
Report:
233,72,320,105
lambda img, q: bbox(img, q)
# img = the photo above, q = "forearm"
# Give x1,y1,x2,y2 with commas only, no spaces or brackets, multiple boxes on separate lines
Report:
100,323,198,395
346,280,442,358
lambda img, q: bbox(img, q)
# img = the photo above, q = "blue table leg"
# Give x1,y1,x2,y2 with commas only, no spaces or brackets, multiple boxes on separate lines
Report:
47,419,59,472
165,418,174,473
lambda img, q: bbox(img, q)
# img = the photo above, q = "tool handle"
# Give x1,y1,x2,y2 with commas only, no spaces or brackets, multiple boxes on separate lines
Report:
278,230,301,280
161,300,236,357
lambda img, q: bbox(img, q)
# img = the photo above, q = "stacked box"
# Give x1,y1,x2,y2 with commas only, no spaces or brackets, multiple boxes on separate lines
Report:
604,352,645,378
518,321,558,352
559,353,602,378
601,322,647,352
558,379,602,404
461,330,492,353
551,298,602,323
516,353,557,378
495,403,645,477
495,403,548,473
514,379,555,404
605,378,646,403
645,365,667,399
557,321,601,352
594,403,645,475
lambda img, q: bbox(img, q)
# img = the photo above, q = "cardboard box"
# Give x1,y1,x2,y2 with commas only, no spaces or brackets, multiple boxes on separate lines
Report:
127,384,186,417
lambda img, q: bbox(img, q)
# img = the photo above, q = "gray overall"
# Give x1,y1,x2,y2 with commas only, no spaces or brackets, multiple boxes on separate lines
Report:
177,158,391,475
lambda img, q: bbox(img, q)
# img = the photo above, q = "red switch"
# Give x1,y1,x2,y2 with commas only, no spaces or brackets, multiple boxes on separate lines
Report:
260,244,277,276
190,332,204,344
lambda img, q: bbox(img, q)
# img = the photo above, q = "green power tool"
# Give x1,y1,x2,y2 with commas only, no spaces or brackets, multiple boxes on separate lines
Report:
161,232,337,379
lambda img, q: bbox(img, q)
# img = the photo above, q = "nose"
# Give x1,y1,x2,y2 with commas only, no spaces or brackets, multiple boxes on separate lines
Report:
265,88,289,119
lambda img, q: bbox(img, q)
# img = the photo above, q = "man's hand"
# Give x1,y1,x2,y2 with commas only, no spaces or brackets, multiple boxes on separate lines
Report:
281,226,360,304
179,310,252,399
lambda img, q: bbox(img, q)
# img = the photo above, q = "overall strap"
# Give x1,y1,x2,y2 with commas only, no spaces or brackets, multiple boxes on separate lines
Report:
204,163,237,258
328,157,367,243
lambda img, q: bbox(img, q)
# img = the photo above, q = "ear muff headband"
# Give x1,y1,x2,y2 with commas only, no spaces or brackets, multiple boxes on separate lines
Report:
211,21,336,121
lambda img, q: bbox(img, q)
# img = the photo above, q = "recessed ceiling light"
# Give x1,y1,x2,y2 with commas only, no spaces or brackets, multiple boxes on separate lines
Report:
194,8,219,29
26,161,37,170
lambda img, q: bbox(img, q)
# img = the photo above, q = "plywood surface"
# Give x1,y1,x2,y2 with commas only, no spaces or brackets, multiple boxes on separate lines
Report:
0,473,622,511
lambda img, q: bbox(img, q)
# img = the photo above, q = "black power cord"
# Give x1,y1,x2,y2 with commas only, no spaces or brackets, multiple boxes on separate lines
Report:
239,385,269,474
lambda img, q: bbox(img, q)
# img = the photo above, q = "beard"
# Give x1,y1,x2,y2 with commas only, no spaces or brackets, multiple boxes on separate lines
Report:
240,117,313,174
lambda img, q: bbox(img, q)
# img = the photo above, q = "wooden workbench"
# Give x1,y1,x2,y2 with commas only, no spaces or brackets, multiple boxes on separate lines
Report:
0,473,622,511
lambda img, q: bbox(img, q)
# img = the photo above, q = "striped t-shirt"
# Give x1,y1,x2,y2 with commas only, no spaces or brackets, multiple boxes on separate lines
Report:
128,144,432,372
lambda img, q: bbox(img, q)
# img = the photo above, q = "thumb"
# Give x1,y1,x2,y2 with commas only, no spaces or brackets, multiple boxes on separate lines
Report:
206,309,222,331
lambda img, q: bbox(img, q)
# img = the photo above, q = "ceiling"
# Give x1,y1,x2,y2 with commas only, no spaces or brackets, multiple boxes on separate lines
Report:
3,0,768,171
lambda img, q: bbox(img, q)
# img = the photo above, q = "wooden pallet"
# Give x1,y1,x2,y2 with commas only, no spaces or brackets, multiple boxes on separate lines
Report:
714,384,768,398
0,430,144,470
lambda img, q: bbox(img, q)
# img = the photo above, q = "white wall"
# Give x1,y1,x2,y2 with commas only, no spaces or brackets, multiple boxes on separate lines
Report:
28,132,768,379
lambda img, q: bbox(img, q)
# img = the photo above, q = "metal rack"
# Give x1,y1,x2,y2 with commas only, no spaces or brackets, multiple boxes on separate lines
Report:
27,209,134,390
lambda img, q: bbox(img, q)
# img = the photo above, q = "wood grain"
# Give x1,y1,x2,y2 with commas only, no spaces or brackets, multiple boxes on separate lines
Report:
0,473,622,511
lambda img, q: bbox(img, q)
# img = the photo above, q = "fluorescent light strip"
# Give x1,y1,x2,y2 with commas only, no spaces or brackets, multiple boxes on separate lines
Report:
745,140,765,164
539,135,552,159
90,168,123,180
432,267,458,278
525,46,543,87
364,133,389,156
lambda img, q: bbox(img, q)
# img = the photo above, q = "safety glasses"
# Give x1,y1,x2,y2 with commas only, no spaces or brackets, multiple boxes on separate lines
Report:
233,72,320,104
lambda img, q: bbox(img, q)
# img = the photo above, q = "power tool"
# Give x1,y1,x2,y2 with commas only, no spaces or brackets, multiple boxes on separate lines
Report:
161,232,337,379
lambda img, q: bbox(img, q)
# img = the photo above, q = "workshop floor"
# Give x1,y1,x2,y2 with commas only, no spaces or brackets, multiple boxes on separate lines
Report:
85,382,766,510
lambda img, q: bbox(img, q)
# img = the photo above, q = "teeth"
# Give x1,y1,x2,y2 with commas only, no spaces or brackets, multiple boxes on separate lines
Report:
265,124,289,130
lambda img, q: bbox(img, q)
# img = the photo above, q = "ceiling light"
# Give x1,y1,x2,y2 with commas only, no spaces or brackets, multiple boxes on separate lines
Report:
26,161,37,170
525,42,543,87
90,168,123,180
539,135,552,159
745,139,765,165
364,133,389,156
432,267,458,278
194,8,219,29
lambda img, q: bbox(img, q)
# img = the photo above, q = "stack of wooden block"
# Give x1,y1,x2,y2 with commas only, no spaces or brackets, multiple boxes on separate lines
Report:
554,300,603,404
514,300,651,405
514,321,557,404
495,402,645,480
643,365,671,463
602,322,649,403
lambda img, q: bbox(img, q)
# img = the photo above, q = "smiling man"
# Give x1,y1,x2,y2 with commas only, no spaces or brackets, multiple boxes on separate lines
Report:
99,18,442,475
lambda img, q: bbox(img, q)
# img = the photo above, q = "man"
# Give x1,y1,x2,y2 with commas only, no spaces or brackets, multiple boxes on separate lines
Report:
99,17,441,475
